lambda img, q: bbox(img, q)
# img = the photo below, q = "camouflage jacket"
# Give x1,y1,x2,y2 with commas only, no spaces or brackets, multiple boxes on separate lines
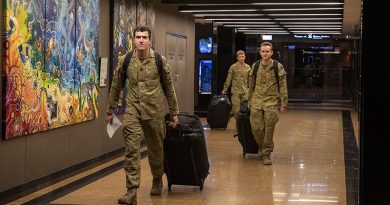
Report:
248,59,288,110
106,48,179,119
223,62,251,94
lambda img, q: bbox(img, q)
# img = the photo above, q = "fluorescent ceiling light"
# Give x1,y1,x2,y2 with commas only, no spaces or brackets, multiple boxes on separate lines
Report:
219,22,277,24
196,14,342,17
194,14,265,17
205,18,272,21
275,18,342,20
288,28,342,30
281,22,342,24
237,29,289,32
243,32,290,35
180,9,259,12
263,8,343,11
251,3,343,5
238,28,286,30
285,25,342,27
224,25,282,27
268,14,342,16
288,199,339,203
292,31,341,34
291,30,341,32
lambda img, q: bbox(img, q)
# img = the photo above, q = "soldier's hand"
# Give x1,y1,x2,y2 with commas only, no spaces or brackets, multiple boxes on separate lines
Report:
170,115,179,128
221,90,226,95
280,107,287,113
106,113,114,124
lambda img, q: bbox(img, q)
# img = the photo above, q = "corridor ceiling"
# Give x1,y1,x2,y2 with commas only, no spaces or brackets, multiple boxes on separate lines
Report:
161,0,361,36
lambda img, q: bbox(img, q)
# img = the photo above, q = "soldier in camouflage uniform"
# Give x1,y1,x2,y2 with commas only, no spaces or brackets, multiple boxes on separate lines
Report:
248,42,288,165
221,50,251,125
106,26,179,205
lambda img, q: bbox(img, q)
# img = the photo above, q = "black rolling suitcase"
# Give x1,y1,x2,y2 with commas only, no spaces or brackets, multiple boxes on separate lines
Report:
164,113,210,191
207,94,232,129
235,100,259,157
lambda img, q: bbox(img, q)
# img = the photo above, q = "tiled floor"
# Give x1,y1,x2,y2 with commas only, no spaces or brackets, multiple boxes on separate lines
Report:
9,109,355,205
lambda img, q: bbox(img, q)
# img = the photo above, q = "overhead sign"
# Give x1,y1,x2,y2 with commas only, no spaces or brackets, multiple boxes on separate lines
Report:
262,35,272,40
294,34,331,40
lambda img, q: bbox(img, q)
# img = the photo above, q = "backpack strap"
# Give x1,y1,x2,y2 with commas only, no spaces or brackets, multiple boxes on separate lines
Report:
272,60,280,92
252,59,280,92
253,60,260,79
122,51,133,78
154,52,166,95
121,50,166,94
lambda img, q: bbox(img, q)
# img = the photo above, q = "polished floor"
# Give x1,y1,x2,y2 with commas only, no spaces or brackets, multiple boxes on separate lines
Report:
6,109,359,205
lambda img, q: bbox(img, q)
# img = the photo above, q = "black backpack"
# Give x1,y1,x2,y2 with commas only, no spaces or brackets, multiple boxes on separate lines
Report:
122,50,166,93
253,60,280,91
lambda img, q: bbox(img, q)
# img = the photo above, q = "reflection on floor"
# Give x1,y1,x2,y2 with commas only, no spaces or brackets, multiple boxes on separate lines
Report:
8,109,359,205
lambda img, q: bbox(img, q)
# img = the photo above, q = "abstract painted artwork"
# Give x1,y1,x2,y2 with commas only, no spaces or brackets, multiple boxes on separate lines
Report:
111,0,155,115
111,0,137,114
2,0,100,139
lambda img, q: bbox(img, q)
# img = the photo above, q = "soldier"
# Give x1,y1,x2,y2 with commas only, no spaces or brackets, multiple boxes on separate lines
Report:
106,26,179,205
221,50,251,125
248,42,288,165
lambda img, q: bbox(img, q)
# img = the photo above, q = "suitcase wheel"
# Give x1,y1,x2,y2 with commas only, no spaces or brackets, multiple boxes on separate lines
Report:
243,152,246,158
168,183,172,192
199,178,204,191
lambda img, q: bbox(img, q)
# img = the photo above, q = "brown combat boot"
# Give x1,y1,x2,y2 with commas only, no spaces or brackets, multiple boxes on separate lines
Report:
150,177,163,196
263,155,272,165
118,188,137,205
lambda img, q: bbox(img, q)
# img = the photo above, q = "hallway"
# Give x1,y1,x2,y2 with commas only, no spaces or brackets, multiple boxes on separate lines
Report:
7,109,358,205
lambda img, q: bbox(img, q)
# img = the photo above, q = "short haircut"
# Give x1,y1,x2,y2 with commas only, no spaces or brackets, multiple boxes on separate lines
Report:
260,42,273,51
133,26,152,38
236,50,245,57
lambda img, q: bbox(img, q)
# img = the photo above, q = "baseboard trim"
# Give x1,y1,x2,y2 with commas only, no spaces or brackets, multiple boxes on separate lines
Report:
0,147,125,204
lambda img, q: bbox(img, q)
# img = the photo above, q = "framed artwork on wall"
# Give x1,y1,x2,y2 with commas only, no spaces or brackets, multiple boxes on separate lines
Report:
2,0,100,139
110,0,155,115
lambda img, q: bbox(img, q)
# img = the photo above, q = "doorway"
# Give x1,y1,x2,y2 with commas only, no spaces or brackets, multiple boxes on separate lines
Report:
165,33,188,111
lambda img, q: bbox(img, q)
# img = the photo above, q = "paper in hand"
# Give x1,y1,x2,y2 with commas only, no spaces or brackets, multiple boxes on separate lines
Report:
107,114,122,139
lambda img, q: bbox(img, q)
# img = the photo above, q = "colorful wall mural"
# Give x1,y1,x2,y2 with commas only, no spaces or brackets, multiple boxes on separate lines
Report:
2,0,100,139
111,0,155,115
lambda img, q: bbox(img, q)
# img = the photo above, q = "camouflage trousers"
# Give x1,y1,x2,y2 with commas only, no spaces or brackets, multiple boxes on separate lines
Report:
231,93,248,119
249,106,279,156
122,114,166,189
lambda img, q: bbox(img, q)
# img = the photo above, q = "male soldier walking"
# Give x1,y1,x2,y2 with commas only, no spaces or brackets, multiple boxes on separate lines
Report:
106,26,179,204
221,50,251,126
248,42,288,165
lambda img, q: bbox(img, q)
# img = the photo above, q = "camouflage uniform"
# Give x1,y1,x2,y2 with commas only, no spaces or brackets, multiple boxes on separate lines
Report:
107,48,179,189
248,59,288,157
222,62,251,118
